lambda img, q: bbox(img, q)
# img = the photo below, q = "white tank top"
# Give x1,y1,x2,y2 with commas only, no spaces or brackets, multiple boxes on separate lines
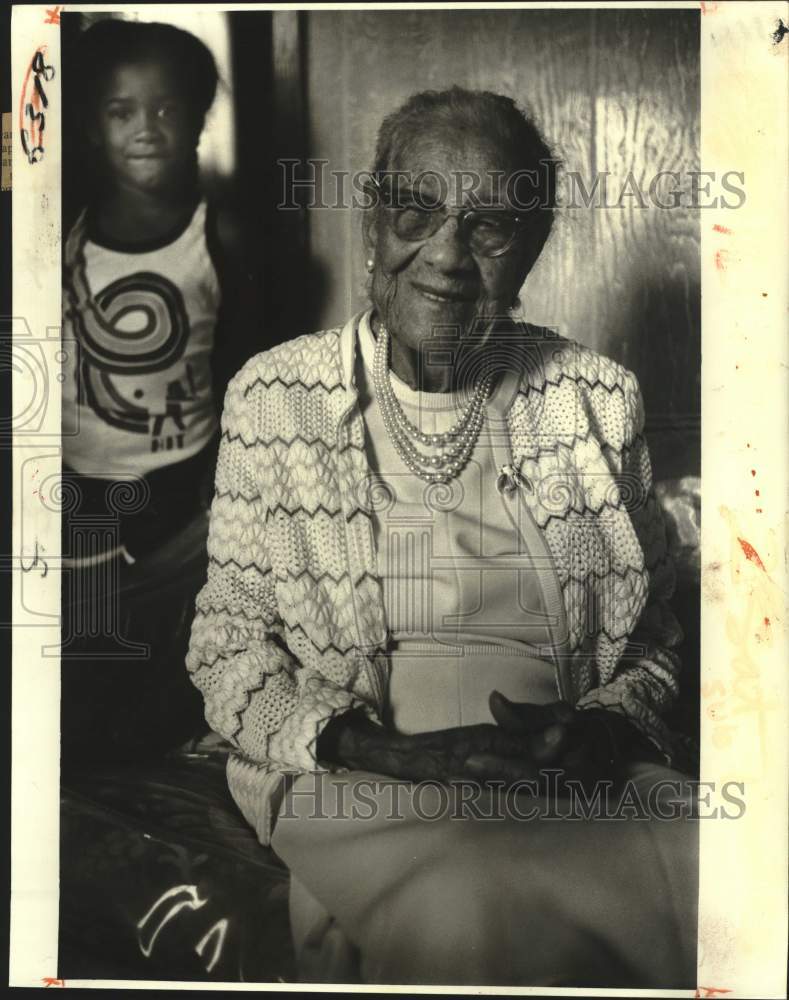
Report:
62,200,220,478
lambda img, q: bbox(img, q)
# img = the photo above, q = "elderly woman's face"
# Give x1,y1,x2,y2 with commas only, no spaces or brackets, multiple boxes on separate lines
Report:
365,128,534,354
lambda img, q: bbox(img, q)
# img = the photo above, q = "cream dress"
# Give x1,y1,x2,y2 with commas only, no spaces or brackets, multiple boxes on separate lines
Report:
271,313,698,987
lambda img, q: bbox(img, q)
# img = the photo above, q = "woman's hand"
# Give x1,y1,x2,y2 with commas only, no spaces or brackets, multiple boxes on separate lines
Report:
317,696,661,789
317,707,571,786
488,691,661,788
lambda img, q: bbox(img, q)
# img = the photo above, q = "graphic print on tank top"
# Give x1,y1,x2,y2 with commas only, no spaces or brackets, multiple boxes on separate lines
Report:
62,202,220,478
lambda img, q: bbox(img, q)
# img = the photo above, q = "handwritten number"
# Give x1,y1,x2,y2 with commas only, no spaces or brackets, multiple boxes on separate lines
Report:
21,541,48,578
33,73,50,108
32,51,56,82
20,50,55,164
26,104,46,133
20,129,44,164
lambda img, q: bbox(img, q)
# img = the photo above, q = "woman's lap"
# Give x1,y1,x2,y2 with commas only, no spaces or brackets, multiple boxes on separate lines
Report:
272,766,699,987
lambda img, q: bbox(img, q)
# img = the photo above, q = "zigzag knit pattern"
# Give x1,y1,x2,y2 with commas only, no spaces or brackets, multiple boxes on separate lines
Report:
185,322,684,845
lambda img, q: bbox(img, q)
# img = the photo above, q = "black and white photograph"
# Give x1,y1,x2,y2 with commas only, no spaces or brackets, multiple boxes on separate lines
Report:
6,1,788,993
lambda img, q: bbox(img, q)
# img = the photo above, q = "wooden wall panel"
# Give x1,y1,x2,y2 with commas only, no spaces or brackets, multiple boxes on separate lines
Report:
592,10,701,427
303,9,700,477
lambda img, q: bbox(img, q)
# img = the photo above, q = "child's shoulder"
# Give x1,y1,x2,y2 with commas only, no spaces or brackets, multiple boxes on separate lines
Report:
72,194,210,254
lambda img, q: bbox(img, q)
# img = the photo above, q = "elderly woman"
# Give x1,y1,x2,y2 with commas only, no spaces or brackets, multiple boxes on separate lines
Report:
186,88,697,987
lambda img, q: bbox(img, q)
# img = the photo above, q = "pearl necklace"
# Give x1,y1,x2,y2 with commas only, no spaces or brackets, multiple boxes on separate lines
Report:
372,323,492,484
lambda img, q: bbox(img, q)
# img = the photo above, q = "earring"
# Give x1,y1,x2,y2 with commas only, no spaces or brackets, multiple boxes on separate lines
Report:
366,258,375,273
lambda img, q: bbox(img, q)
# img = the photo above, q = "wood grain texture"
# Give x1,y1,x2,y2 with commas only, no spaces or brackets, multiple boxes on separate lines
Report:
303,9,700,476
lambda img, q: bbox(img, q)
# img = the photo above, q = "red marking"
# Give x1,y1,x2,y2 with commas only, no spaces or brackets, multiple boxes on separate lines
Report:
764,617,771,627
756,508,763,513
42,978,65,988
714,249,728,271
18,45,48,152
18,53,35,137
44,6,62,24
755,489,760,496
737,537,766,572
694,989,730,999
713,224,732,235
699,1,719,13
750,469,756,476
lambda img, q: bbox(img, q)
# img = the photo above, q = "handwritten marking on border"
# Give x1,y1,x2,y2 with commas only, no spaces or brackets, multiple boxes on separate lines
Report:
18,47,56,165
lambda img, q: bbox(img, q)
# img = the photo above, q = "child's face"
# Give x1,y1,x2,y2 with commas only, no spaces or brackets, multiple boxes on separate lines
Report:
95,60,201,194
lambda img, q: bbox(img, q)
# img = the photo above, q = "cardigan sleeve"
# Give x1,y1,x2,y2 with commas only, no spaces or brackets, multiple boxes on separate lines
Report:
575,370,686,765
185,369,377,775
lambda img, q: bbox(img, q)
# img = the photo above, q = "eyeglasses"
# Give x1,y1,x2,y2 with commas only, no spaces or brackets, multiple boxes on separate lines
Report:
387,203,526,258
368,177,526,258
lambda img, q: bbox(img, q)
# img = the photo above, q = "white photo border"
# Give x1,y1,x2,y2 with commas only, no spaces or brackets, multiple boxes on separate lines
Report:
9,2,788,994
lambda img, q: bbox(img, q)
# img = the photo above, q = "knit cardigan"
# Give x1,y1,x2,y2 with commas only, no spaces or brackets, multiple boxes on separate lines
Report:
186,312,684,845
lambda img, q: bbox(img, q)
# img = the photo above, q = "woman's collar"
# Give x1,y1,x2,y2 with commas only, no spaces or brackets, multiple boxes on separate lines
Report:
339,309,370,395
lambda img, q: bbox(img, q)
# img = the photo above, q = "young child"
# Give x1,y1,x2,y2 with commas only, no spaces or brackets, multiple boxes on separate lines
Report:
62,18,251,561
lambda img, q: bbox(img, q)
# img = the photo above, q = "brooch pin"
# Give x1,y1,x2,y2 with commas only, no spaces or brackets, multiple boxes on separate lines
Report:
496,461,532,495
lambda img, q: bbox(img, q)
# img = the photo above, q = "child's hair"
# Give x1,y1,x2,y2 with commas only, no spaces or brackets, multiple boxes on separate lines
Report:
72,18,218,127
